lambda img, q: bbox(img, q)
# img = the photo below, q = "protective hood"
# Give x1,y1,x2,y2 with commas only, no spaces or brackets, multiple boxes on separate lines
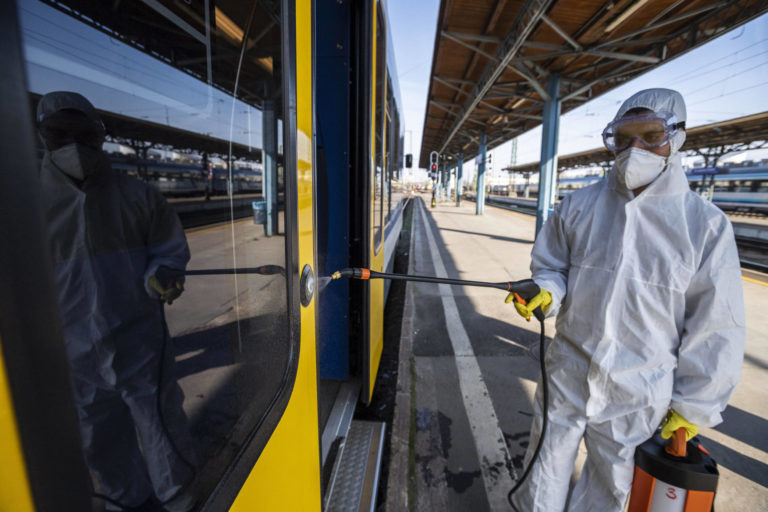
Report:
37,91,108,181
614,88,687,154
37,91,104,128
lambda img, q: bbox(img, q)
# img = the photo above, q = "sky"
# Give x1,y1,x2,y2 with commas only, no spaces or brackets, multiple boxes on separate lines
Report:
388,2,768,181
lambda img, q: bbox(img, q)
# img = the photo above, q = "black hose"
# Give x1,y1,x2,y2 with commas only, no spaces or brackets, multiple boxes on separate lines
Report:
330,268,549,509
157,307,198,485
90,308,195,511
508,317,548,510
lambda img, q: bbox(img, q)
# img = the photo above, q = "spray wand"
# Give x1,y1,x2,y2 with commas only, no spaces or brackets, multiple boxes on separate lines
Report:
183,265,285,276
331,267,544,321
330,267,548,508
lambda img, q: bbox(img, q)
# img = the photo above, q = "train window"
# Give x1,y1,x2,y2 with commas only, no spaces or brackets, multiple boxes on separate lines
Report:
374,4,386,252
384,76,394,219
388,99,405,217
19,0,292,508
756,180,768,193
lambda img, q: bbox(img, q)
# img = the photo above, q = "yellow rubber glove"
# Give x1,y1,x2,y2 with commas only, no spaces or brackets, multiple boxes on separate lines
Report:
661,409,698,442
148,274,184,305
505,289,552,321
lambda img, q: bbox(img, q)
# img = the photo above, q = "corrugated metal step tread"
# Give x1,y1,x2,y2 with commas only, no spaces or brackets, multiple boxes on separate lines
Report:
325,420,386,512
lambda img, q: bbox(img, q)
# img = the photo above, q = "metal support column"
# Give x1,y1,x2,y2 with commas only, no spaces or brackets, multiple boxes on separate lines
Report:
456,152,463,206
443,164,450,201
476,132,486,215
536,74,560,234
263,99,278,236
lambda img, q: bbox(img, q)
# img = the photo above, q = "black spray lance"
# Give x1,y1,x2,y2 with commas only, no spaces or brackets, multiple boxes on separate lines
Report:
330,267,548,508
182,265,285,276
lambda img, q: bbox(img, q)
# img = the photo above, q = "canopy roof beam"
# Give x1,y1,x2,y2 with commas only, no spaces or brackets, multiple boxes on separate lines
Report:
435,76,508,113
442,31,499,62
540,14,581,50
444,31,502,44
598,1,729,48
438,0,556,154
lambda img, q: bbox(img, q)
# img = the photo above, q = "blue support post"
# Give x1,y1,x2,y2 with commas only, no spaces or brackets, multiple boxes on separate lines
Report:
263,99,278,236
536,74,560,235
438,164,442,202
443,164,449,201
456,152,463,206
476,132,487,215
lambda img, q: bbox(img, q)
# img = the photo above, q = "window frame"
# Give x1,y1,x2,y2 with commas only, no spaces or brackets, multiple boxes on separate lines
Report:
3,1,304,509
373,4,386,254
200,1,302,508
0,1,94,509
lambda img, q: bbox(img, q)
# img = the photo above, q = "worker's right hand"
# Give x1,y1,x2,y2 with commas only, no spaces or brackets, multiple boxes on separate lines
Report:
148,266,185,305
661,409,698,442
505,288,552,320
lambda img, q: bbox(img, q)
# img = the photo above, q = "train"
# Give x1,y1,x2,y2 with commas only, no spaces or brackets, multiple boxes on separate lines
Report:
109,157,264,197
2,1,405,511
485,167,768,214
687,166,768,213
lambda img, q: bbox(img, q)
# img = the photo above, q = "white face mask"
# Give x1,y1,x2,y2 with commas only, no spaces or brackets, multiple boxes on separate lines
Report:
614,147,667,191
50,143,103,181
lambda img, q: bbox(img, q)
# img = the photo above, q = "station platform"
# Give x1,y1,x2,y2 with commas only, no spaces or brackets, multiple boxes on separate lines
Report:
386,194,768,511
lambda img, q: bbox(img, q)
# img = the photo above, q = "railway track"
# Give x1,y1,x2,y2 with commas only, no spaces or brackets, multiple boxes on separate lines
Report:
466,195,768,272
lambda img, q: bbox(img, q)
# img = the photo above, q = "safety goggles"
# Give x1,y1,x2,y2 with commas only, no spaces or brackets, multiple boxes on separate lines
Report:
602,111,684,152
39,109,105,150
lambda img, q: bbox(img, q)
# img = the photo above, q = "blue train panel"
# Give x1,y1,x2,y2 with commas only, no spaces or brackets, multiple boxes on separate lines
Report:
315,0,352,381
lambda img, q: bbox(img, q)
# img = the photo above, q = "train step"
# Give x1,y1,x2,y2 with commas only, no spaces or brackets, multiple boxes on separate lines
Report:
324,420,386,512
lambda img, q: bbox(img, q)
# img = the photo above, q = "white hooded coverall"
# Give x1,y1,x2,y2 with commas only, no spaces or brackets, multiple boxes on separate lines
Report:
38,92,196,509
511,89,745,511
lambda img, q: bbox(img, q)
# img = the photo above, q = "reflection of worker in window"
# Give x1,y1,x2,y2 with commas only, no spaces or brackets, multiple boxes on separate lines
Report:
37,91,196,511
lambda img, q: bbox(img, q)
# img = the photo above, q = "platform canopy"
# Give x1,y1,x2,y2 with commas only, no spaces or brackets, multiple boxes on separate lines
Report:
29,93,259,161
42,0,282,110
504,110,768,173
418,0,768,168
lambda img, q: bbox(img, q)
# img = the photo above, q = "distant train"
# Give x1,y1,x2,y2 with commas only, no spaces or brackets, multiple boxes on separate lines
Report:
485,166,768,214
486,175,602,198
688,166,768,213
109,156,263,197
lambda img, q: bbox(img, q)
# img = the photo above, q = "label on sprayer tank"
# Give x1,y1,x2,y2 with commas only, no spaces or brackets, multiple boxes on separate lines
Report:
649,479,686,512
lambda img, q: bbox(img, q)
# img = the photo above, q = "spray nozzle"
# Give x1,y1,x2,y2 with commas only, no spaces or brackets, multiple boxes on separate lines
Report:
331,268,370,280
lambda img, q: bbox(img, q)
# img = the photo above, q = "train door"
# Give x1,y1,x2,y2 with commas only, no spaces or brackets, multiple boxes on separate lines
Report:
347,0,383,407
315,0,358,479
1,1,321,511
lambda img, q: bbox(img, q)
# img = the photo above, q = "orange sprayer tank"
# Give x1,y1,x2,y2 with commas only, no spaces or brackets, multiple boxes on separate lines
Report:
628,428,718,512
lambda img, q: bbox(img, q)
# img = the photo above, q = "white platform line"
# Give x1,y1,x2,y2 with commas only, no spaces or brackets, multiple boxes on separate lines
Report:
417,202,514,510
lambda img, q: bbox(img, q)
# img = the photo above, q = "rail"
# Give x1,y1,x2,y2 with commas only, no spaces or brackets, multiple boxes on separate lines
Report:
464,194,768,272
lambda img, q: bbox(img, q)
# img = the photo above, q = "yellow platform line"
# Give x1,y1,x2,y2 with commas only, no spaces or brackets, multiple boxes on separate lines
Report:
186,217,251,236
742,275,768,287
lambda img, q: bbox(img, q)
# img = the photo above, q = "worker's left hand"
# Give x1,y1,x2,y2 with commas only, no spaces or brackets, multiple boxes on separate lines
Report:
505,288,552,320
148,266,185,305
661,409,698,442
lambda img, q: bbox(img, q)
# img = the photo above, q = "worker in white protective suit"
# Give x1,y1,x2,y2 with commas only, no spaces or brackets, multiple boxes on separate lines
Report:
507,88,745,511
37,91,197,512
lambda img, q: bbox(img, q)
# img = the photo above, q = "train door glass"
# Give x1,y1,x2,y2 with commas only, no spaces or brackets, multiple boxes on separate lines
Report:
373,4,386,252
389,101,405,216
384,77,393,220
17,0,293,509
